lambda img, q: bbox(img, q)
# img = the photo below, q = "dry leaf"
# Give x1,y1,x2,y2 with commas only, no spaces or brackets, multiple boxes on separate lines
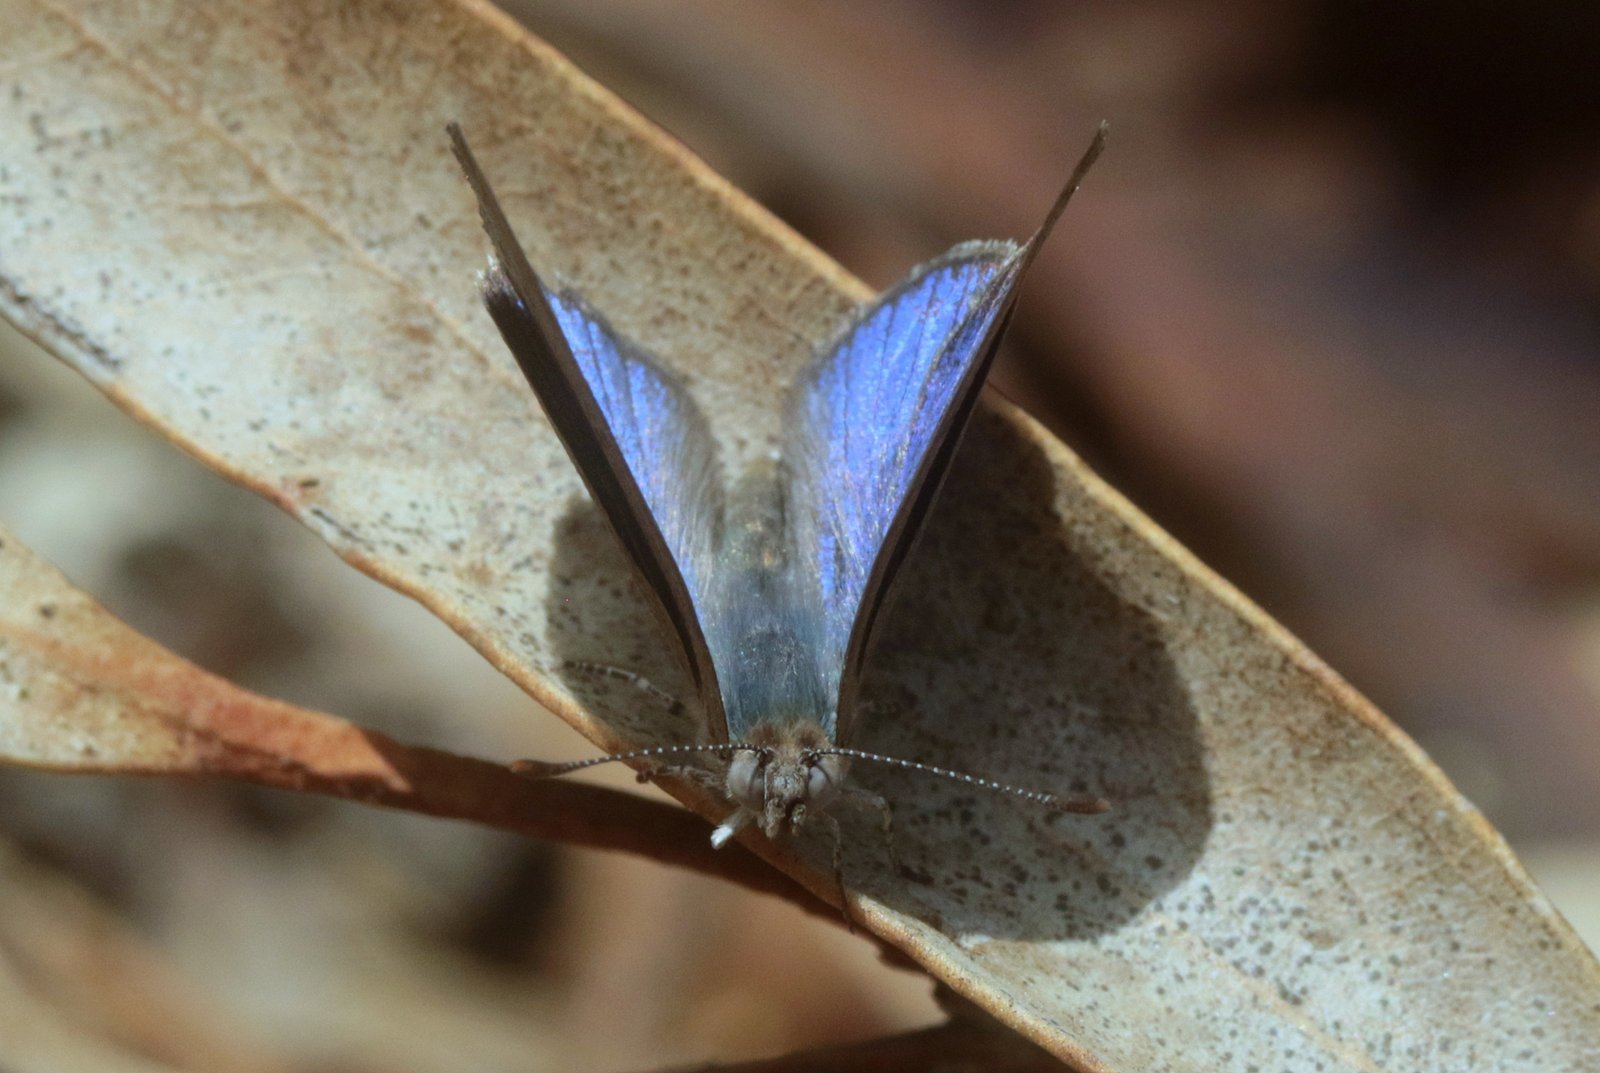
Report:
0,523,789,900
1,1,1597,1070
515,0,1600,839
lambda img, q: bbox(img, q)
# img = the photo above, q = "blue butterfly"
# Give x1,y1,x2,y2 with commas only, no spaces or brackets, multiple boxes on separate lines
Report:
449,123,1107,865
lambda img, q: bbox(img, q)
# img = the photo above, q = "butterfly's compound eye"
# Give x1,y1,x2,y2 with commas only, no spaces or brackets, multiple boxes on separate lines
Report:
725,749,765,810
806,753,844,809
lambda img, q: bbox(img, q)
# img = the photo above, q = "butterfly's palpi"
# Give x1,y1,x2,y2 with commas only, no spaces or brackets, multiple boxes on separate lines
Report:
449,123,1109,863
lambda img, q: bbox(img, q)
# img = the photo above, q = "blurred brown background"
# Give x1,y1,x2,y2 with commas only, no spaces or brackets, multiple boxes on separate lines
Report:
2,2,1597,1070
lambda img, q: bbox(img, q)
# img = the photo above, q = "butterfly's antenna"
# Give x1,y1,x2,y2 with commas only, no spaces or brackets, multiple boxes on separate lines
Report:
1020,120,1109,275
512,742,761,778
810,747,1110,815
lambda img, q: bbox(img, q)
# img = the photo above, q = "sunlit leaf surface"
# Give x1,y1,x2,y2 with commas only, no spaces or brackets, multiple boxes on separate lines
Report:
2,1,1597,1069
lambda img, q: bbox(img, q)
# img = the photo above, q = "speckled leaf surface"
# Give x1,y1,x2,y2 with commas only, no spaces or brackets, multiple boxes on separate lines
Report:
1,1,1596,1070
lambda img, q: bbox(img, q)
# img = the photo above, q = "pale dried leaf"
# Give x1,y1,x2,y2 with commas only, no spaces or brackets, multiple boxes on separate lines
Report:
1,1,1597,1071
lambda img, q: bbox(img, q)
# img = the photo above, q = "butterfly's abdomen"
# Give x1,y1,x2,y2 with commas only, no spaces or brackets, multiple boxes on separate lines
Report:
706,480,834,742
720,608,830,740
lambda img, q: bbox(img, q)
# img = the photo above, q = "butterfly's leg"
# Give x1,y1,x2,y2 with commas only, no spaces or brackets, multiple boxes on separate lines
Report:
840,786,904,877
561,659,686,715
795,805,854,932
625,762,727,803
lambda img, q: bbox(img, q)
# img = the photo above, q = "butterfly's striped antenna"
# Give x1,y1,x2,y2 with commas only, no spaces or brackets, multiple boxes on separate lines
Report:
562,659,687,716
511,742,763,779
809,747,1110,815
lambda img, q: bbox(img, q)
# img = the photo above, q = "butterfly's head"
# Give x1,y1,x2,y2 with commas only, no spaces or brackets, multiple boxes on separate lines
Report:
725,721,847,839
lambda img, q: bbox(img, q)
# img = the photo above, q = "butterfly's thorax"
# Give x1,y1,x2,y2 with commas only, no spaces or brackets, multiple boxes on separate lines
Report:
706,475,835,742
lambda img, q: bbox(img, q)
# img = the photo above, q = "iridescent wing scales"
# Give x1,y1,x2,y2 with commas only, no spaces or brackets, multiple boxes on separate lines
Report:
451,120,1107,748
785,246,1023,740
449,126,727,735
788,124,1106,742
543,288,722,623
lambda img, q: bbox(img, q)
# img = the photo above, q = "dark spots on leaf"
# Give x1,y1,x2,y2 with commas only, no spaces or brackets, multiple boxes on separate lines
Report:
400,320,435,345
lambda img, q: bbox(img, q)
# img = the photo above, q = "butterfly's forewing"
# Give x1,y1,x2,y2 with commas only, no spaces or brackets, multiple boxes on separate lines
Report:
541,288,724,618
786,245,1023,740
789,126,1107,742
449,126,728,734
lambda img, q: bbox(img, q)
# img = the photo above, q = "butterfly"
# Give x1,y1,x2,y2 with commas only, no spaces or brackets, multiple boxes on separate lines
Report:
448,122,1108,871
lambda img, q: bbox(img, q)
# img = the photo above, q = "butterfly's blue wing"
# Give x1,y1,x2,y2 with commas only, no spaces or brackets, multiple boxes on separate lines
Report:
450,127,728,735
784,243,1025,741
452,121,1105,748
545,287,723,622
783,126,1106,744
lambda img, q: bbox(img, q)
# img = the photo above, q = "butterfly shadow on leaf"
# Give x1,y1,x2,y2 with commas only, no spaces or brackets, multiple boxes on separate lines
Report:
842,406,1211,941
542,404,1212,944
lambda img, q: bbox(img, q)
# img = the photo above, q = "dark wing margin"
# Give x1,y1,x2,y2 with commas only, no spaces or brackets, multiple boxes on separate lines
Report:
448,124,728,737
789,124,1107,740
